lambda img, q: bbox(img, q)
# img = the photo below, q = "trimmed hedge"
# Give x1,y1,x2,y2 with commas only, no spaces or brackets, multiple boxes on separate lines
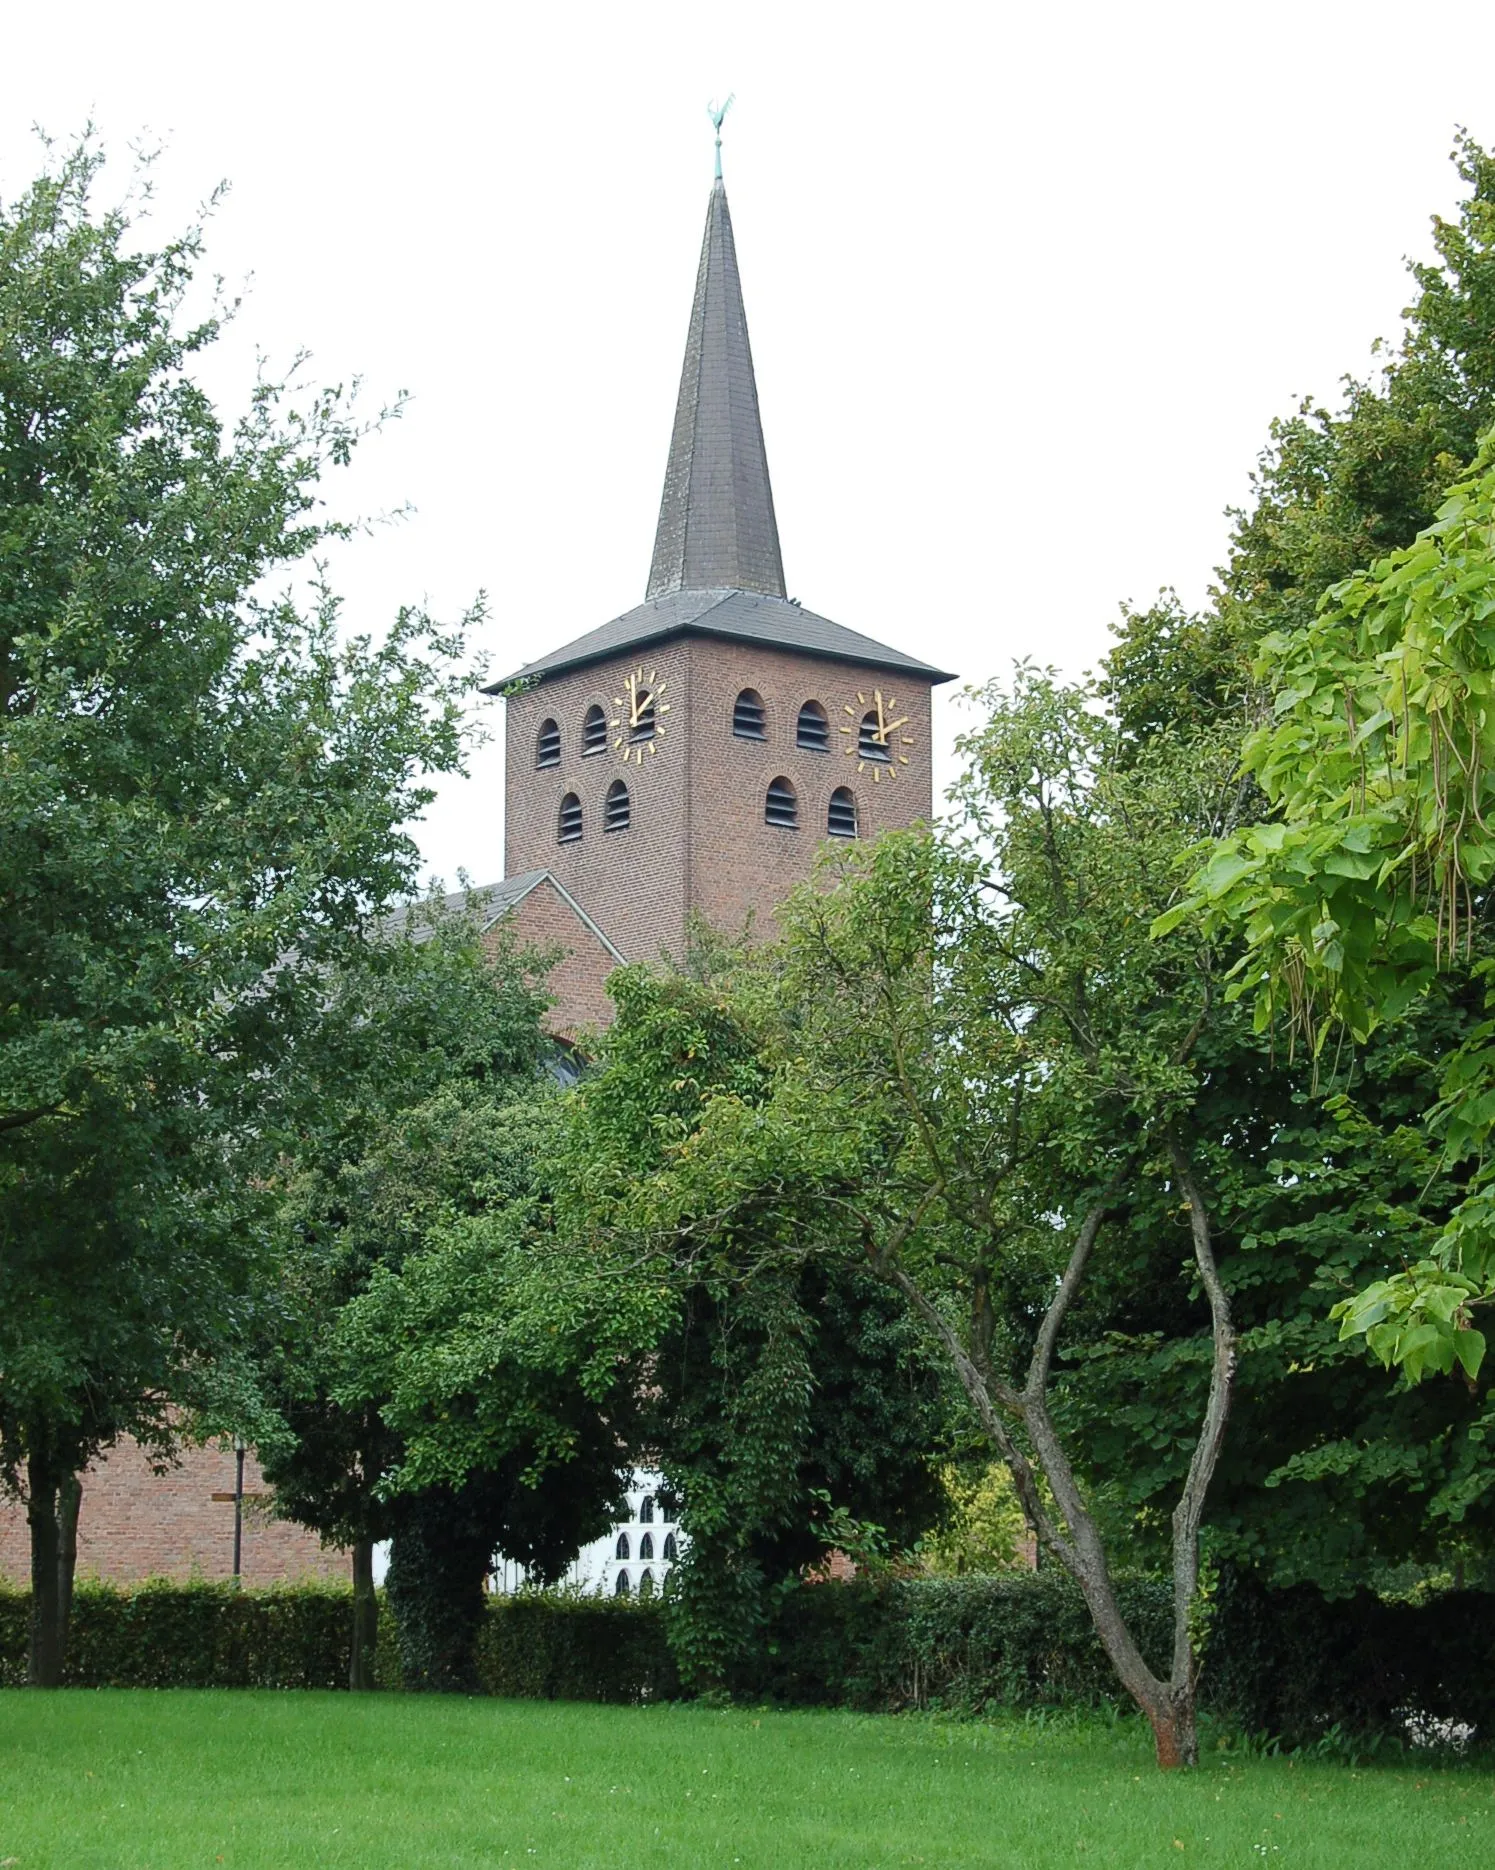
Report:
1204,1571,1495,1744
477,1592,678,1703
736,1573,1174,1714
0,1580,352,1689
4,1573,1492,1747
0,1581,675,1702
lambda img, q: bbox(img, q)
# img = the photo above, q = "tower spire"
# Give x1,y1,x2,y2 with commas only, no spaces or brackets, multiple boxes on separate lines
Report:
646,115,785,601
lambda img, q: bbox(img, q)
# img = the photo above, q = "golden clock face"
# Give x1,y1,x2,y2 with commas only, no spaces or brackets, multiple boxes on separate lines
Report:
839,687,914,782
610,666,671,765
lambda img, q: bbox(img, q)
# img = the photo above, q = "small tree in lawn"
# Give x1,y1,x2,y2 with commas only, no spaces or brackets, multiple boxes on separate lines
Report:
0,141,475,1683
608,673,1250,1766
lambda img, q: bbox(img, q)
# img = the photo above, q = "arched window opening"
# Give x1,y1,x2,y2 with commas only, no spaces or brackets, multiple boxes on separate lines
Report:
639,1569,655,1597
858,711,892,763
662,1532,678,1562
557,793,583,844
604,779,631,833
615,1532,630,1561
536,718,562,768
827,787,859,839
639,1496,655,1524
614,1570,630,1596
639,1532,654,1561
765,777,798,829
582,704,607,756
796,701,829,751
630,694,656,742
733,689,767,740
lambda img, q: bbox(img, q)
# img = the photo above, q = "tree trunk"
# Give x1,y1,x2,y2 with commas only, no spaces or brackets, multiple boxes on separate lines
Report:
350,1538,380,1691
57,1472,81,1661
26,1455,66,1687
1145,1685,1199,1770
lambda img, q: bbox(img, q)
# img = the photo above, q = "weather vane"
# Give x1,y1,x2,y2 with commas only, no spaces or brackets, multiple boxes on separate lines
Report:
708,94,735,181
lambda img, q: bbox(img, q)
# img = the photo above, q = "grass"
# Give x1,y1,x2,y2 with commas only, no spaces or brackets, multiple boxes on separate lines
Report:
0,1692,1490,1868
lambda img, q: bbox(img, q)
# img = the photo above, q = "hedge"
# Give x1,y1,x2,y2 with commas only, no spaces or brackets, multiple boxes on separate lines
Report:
3,1573,1492,1748
0,1581,675,1702
0,1580,352,1689
737,1572,1175,1715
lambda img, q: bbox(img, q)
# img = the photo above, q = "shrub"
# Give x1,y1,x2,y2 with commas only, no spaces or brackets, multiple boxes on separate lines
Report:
735,1573,1174,1713
478,1590,678,1702
0,1580,352,1689
1205,1570,1495,1745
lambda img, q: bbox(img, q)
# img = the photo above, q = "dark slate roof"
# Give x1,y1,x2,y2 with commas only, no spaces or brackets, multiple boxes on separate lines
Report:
647,178,785,601
383,870,626,961
489,588,955,690
485,175,957,696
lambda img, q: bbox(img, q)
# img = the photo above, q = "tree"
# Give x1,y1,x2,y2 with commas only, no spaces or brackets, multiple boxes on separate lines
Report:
0,141,474,1682
571,676,1253,1766
1179,446,1495,1410
543,960,951,1690
251,911,554,1689
1081,130,1495,1580
324,1076,667,1690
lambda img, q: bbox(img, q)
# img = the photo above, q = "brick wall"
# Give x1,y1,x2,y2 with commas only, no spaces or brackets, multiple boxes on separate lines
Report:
504,636,935,965
0,1440,348,1589
495,878,622,1041
505,644,692,966
685,639,934,941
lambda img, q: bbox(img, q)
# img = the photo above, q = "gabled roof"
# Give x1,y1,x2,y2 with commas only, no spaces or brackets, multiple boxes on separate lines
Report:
489,588,955,690
647,177,785,601
384,870,626,962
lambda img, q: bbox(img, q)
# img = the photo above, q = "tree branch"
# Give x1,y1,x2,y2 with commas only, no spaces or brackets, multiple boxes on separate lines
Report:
1165,1139,1237,1691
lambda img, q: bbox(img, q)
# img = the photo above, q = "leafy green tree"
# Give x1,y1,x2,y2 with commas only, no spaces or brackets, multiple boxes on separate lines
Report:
0,142,473,1683
569,677,1252,1767
535,962,951,1690
252,913,554,1688
1083,131,1495,1578
1181,449,1495,1405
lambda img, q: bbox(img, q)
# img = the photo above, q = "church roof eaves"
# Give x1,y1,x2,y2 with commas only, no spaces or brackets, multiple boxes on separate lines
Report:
384,870,627,965
487,588,956,692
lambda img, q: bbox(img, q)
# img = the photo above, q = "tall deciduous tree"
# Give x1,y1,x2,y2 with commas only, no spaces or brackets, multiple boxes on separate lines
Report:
1177,447,1495,1401
0,142,475,1682
576,676,1250,1767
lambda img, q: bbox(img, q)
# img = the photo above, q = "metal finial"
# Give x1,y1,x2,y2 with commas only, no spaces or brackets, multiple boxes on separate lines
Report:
708,94,735,181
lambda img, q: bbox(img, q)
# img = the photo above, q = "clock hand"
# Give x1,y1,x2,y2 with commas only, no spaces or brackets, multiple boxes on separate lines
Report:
881,715,909,737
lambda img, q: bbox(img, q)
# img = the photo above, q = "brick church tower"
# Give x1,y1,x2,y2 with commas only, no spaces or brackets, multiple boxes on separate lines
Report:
491,164,955,1013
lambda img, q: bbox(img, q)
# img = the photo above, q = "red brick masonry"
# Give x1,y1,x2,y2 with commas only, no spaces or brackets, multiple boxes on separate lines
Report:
0,1439,348,1588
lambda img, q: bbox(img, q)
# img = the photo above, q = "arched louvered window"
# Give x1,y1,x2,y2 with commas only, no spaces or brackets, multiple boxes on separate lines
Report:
639,1569,655,1597
796,701,830,751
858,710,892,763
536,718,561,768
662,1532,678,1562
582,704,607,756
639,1496,654,1524
614,1570,630,1596
630,694,656,742
604,779,631,833
557,793,583,843
733,689,767,740
765,777,798,829
616,1532,630,1561
827,787,859,839
639,1532,654,1561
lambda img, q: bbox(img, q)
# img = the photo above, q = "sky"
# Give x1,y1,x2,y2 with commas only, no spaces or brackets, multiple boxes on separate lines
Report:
5,0,1495,887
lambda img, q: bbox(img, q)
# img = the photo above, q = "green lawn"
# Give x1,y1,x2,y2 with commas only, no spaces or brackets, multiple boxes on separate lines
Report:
0,1692,1489,1869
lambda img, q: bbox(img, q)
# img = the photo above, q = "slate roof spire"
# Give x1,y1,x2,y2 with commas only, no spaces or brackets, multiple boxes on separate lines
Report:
646,157,786,601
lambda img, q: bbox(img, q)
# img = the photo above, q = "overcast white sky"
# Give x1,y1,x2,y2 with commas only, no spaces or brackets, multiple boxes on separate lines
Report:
6,1,1495,886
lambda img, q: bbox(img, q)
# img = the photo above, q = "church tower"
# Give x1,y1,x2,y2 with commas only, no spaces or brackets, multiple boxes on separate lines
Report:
493,159,954,996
